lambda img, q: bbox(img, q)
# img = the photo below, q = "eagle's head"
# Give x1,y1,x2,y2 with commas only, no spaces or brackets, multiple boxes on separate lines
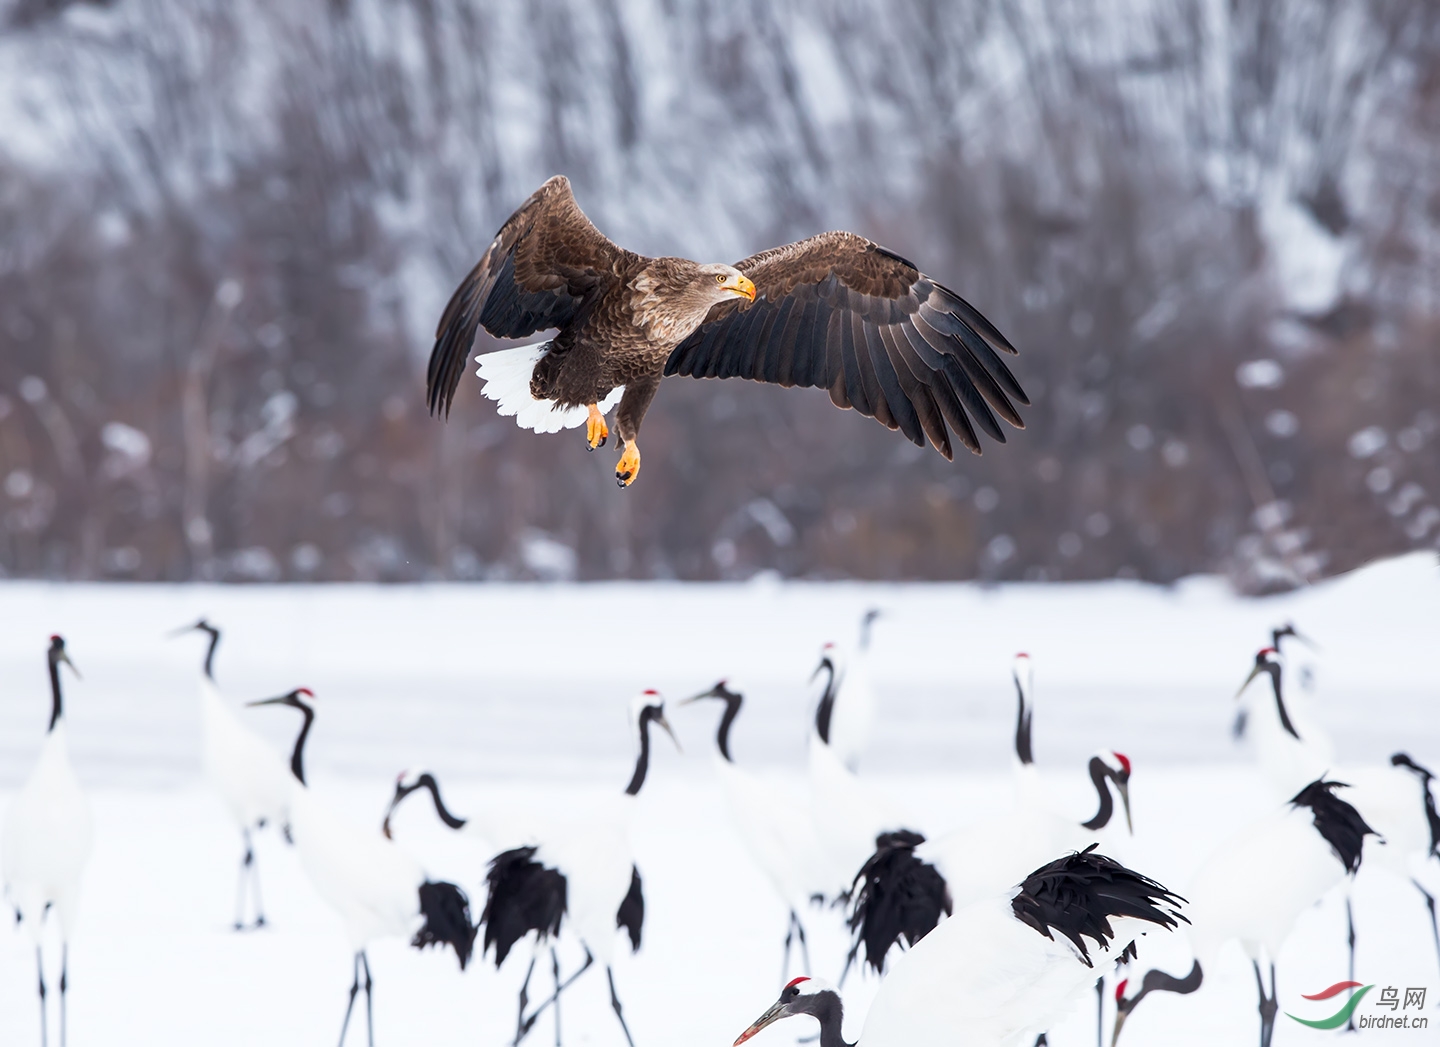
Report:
630,259,758,342
696,263,757,303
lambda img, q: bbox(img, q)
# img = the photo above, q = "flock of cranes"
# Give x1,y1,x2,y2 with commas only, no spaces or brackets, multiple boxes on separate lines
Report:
2,612,1437,1047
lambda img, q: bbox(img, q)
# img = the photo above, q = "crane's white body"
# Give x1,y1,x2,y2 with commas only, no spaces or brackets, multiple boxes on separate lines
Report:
714,756,831,912
862,895,1154,1047
2,722,92,943
198,675,292,831
808,732,908,895
1240,652,1436,888
915,798,1126,920
288,778,428,950
529,792,638,967
1184,801,1350,965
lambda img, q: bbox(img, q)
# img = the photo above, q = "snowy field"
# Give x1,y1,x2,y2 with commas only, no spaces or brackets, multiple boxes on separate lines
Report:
1,553,1438,1045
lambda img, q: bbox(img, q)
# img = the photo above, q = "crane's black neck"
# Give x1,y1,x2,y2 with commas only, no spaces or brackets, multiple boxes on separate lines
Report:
625,705,661,796
1081,757,1116,830
1013,674,1035,766
814,658,838,745
1392,753,1440,858
46,642,65,733
413,773,468,830
712,686,742,763
288,697,316,786
1263,662,1301,740
802,990,854,1047
1118,960,1204,1017
197,622,221,680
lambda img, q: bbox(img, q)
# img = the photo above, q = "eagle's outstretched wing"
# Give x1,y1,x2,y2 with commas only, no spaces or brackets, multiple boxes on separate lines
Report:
665,232,1027,458
427,176,631,417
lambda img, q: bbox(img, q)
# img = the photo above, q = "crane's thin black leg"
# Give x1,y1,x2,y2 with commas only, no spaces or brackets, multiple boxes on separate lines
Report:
338,952,361,1047
1095,975,1104,1047
251,835,267,929
1415,879,1440,981
551,947,562,1047
519,948,593,1041
361,951,374,1047
1254,960,1277,1047
59,944,68,1047
513,954,537,1046
606,966,635,1047
37,945,48,1047
234,828,253,930
1345,896,1357,1031
837,948,854,991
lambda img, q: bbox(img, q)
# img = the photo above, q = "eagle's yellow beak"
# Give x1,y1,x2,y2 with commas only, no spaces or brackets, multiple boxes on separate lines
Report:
732,274,757,302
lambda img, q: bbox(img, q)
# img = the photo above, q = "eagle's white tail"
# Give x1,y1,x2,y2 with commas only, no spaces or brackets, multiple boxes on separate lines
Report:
475,343,623,434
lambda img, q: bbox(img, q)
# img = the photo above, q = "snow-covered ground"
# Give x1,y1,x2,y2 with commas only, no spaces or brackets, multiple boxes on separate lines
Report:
1,554,1438,1045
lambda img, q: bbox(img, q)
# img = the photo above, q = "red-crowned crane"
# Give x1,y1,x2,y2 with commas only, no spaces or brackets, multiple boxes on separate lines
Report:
735,848,1186,1047
173,618,293,930
382,690,679,1047
812,609,883,774
1237,646,1440,1013
1111,777,1378,1047
2,636,90,1047
249,689,475,1047
682,680,834,984
846,656,1133,988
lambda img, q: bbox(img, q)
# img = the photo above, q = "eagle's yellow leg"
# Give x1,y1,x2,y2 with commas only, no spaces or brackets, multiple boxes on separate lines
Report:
585,404,609,450
615,440,641,488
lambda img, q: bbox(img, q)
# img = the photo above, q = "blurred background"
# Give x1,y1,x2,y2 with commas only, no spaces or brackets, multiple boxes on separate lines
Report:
1,0,1438,587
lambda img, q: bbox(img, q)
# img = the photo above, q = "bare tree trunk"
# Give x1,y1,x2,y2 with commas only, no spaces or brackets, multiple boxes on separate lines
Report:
180,278,243,579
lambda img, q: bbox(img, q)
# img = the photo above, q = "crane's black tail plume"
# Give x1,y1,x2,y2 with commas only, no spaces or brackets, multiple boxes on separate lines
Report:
1289,778,1380,874
481,846,567,966
847,830,951,974
414,880,478,970
1012,845,1188,968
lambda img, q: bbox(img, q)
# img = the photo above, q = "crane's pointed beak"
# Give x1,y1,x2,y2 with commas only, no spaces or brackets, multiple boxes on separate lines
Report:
1117,780,1133,835
166,621,201,639
1235,663,1264,699
381,779,421,841
735,998,792,1046
1111,1007,1131,1047
1290,629,1320,652
58,649,81,680
678,683,723,706
246,693,293,708
655,711,682,753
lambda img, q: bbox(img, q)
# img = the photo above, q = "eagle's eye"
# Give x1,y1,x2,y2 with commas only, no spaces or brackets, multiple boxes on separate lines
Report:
715,273,726,285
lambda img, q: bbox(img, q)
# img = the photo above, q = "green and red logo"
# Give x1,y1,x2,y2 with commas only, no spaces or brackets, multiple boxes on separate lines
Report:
1286,981,1373,1029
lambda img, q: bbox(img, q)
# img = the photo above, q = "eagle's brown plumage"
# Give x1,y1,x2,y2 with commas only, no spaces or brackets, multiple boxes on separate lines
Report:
427,176,1028,484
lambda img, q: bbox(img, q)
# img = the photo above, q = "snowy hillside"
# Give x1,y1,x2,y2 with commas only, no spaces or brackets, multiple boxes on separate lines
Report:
2,0,1438,584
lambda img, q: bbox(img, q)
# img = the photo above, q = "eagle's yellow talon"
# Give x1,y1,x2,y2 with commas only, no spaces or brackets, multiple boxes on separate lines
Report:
615,442,641,488
586,404,609,450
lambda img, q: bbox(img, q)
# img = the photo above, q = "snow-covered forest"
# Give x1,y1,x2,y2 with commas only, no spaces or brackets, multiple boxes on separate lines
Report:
1,0,1438,583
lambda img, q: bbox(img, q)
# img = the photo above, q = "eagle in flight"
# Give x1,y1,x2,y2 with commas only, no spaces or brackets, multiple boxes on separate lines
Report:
427,176,1028,487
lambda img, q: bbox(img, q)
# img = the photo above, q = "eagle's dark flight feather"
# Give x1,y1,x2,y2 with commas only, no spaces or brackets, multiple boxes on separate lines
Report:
666,232,1027,459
